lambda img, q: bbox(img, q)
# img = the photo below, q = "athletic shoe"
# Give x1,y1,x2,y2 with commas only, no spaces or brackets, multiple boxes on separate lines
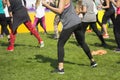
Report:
51,68,64,74
0,35,3,38
39,41,44,48
114,48,120,53
86,30,92,33
91,61,97,68
53,34,59,39
103,34,109,38
7,45,14,51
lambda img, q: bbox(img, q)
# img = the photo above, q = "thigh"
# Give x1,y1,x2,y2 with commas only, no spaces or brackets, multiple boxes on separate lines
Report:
102,11,111,24
81,22,89,33
74,24,85,44
58,28,73,45
90,22,98,31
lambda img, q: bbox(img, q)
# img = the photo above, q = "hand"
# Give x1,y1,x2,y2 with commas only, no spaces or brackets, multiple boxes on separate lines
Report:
110,0,113,1
97,4,102,8
110,0,115,2
41,0,48,7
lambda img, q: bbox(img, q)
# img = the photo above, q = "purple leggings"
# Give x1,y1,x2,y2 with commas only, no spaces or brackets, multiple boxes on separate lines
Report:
32,16,47,32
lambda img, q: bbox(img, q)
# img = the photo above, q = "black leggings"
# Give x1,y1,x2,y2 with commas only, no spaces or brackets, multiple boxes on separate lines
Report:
58,23,93,62
0,14,9,35
114,15,120,48
82,22,106,44
102,9,115,25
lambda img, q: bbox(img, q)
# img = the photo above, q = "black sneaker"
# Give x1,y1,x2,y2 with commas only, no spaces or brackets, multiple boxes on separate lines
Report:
114,48,120,53
51,68,64,74
91,61,97,68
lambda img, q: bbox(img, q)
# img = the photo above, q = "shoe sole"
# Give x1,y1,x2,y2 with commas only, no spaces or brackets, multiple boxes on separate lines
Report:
7,49,14,51
40,45,44,48
114,50,120,53
58,72,64,74
91,64,97,67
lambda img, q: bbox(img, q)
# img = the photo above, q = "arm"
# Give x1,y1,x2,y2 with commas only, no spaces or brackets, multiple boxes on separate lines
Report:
110,0,120,7
78,1,87,14
80,5,87,13
75,5,80,14
6,0,12,17
42,0,65,14
102,0,110,9
23,0,26,7
35,0,40,9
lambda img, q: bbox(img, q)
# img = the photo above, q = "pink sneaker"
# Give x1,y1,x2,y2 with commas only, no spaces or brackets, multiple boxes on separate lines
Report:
7,45,14,51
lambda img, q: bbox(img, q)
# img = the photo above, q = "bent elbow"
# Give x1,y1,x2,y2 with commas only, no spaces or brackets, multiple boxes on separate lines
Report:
57,9,64,14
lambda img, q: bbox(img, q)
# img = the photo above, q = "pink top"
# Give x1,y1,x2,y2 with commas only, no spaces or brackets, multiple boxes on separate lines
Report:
117,7,120,14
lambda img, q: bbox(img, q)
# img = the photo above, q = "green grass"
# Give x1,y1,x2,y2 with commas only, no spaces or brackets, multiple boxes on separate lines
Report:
0,28,120,80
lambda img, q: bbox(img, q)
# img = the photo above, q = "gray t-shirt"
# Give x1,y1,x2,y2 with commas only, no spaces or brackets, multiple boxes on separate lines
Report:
60,0,81,30
82,0,96,22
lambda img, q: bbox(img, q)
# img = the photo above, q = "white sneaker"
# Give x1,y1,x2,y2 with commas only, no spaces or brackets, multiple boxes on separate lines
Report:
40,41,44,48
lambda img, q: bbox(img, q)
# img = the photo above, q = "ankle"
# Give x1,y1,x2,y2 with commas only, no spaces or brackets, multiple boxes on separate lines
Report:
58,63,64,70
90,59,95,62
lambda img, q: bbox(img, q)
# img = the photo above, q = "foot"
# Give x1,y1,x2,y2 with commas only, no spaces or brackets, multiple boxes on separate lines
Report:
53,34,59,39
103,34,109,39
91,61,97,68
114,48,120,53
51,68,64,74
39,41,44,48
7,45,14,51
86,30,92,33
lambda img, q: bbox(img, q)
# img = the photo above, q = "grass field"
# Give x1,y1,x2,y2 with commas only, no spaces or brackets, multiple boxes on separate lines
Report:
0,28,120,80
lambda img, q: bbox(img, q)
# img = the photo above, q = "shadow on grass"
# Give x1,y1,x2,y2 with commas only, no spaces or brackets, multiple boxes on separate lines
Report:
27,54,88,69
0,40,37,48
0,41,8,46
45,33,55,39
89,43,116,49
116,62,120,64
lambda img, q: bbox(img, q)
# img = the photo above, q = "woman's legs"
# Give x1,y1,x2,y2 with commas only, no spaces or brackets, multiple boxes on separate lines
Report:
24,21,44,46
32,17,39,31
114,15,120,50
7,29,16,51
74,24,97,66
40,16,47,34
90,22,106,46
0,14,10,39
57,27,75,69
101,10,115,38
7,21,44,51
